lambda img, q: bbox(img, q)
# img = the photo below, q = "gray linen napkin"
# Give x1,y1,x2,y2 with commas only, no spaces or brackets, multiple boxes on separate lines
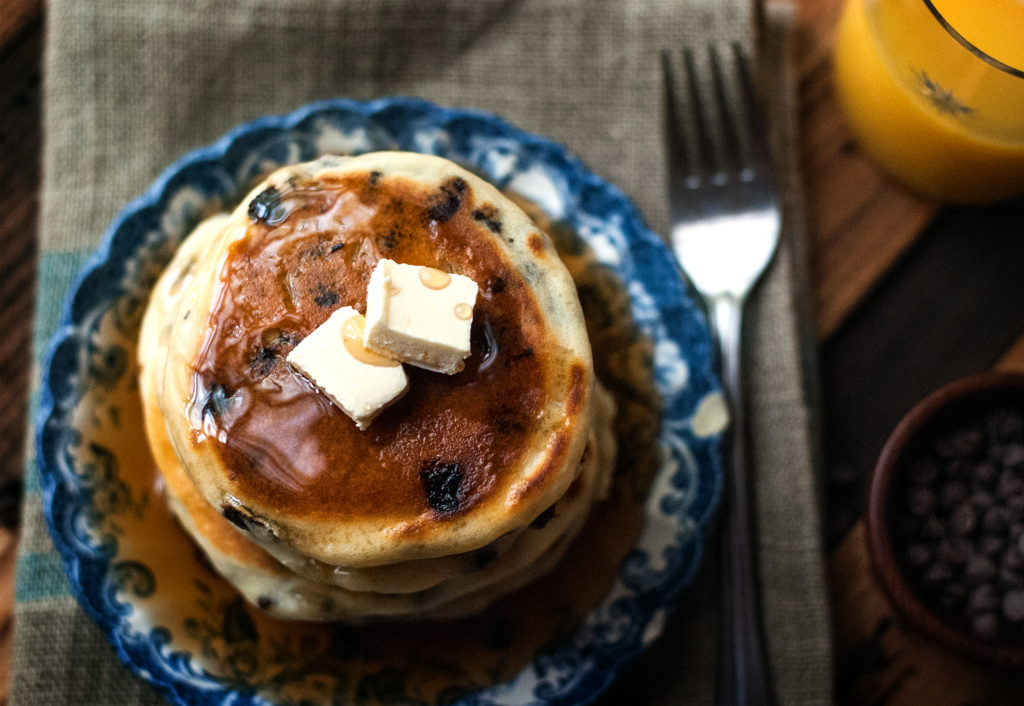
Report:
16,0,831,703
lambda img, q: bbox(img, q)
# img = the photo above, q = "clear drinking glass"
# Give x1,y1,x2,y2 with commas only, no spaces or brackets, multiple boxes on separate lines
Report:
833,0,1024,203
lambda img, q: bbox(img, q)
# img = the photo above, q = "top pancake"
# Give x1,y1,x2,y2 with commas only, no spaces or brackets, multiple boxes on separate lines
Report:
144,152,593,567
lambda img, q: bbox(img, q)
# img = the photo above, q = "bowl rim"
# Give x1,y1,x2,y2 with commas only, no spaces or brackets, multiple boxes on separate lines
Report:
867,370,1024,665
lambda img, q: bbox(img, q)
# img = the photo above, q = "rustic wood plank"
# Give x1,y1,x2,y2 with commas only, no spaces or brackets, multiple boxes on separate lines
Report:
0,0,40,51
0,530,16,705
794,0,939,340
0,6,40,500
0,18,42,706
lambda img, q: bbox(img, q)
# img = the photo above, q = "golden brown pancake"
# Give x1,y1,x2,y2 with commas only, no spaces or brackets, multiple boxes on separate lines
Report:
139,210,617,619
140,152,594,579
149,373,616,620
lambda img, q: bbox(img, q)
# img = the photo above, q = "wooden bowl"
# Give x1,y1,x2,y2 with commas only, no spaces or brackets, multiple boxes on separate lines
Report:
867,372,1024,666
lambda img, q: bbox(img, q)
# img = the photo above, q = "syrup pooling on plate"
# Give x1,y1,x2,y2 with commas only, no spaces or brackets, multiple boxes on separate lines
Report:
188,171,549,521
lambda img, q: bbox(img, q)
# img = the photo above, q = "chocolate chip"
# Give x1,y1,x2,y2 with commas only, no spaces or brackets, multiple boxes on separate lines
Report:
248,330,295,379
257,596,275,610
1012,518,1024,539
974,461,998,485
1003,590,1024,623
998,469,1024,496
314,289,339,308
970,490,995,511
202,383,233,420
921,516,945,539
1010,495,1024,514
249,347,278,378
420,459,464,514
949,458,976,482
968,584,999,614
999,567,1024,590
485,276,506,296
980,534,1004,556
427,177,467,222
992,408,1024,439
1002,547,1024,572
473,205,503,234
248,186,282,223
950,503,977,536
940,481,969,509
923,563,952,586
984,506,1013,534
530,505,557,529
988,444,1008,464
906,543,931,567
221,504,257,533
329,242,345,254
965,556,997,585
939,537,971,565
368,231,394,254
1003,443,1024,467
950,428,984,456
972,612,1000,639
909,488,936,516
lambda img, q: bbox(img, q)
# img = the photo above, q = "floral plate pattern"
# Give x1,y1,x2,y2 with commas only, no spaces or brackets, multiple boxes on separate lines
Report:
37,97,722,706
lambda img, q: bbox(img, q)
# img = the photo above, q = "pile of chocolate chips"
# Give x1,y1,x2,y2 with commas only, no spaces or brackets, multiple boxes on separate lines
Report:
893,402,1024,642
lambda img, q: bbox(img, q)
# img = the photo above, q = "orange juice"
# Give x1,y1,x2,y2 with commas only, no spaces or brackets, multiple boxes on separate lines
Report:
834,0,1024,203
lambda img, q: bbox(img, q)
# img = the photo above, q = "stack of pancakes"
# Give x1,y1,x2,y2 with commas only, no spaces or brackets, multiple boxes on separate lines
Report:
138,152,616,621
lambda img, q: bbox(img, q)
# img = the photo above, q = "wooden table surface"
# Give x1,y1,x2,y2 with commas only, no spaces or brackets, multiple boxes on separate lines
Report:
2,0,1024,703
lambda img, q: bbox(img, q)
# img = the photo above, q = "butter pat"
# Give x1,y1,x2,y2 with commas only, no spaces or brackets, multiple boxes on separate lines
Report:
365,259,478,374
287,306,408,430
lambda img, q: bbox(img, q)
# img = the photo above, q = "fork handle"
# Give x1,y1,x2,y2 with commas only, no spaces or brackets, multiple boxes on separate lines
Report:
709,294,775,706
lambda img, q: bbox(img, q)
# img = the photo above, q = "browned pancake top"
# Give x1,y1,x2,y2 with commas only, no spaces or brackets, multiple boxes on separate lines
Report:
188,171,552,523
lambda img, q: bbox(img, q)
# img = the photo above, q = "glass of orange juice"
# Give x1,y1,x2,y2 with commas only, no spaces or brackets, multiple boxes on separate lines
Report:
833,0,1024,203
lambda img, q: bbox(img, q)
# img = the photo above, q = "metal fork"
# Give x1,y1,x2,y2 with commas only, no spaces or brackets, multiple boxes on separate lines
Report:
661,43,780,706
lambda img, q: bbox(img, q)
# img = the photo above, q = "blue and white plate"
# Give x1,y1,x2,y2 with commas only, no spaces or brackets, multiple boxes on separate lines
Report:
37,97,723,706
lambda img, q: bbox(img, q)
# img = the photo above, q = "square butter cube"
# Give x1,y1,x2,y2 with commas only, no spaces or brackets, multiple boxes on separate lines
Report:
286,306,408,430
365,259,478,374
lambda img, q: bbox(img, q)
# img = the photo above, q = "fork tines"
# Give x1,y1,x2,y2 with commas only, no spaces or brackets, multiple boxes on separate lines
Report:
661,42,769,191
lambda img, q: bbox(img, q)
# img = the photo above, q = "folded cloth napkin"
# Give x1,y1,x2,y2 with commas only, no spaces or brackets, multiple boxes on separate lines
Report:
15,0,832,703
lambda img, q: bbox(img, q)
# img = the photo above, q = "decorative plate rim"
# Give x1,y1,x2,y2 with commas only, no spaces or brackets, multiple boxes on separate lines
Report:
35,96,722,706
